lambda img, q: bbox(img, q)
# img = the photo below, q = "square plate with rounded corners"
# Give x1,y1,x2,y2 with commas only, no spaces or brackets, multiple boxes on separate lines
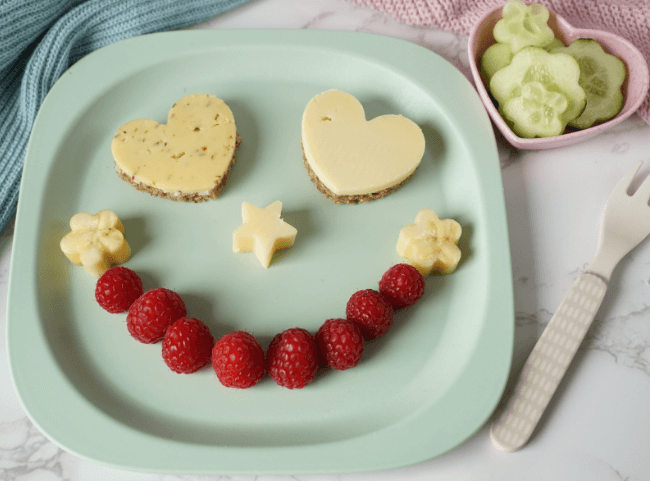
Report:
7,29,513,475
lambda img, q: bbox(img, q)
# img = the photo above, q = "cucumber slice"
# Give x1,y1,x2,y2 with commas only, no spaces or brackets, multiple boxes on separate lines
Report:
502,81,569,137
552,38,626,129
493,0,555,53
480,43,514,82
544,38,565,52
490,46,586,138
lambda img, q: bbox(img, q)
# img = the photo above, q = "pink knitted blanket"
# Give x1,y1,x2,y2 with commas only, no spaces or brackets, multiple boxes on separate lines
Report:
352,0,650,124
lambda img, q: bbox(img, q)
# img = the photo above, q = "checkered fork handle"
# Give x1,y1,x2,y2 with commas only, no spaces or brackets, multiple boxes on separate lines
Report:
490,271,607,452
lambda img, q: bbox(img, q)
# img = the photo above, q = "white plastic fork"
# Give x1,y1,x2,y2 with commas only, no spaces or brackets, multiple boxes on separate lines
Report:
490,161,650,452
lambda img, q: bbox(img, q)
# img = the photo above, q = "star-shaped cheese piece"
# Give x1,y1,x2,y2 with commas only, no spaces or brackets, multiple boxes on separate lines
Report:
396,208,462,276
233,201,297,268
60,209,131,277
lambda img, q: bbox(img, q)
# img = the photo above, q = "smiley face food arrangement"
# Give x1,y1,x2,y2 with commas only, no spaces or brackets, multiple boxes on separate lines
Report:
480,0,626,138
62,90,462,389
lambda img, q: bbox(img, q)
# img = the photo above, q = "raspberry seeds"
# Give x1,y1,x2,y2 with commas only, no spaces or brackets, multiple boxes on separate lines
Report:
316,318,364,371
379,263,426,309
162,317,215,374
345,289,394,340
126,287,187,344
95,266,143,313
212,331,266,389
267,328,319,389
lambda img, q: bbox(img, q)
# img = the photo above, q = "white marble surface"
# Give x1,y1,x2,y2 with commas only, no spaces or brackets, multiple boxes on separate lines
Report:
2,0,650,479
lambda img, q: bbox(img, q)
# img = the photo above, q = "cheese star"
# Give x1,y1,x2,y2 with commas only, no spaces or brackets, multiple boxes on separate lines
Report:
233,201,297,268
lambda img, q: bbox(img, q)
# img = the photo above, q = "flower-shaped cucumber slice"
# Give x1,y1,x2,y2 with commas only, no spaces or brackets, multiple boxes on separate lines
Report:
552,39,626,129
502,81,568,138
493,0,555,53
490,46,586,137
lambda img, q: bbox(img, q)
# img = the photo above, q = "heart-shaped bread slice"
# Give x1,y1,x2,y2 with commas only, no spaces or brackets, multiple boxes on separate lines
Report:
112,93,240,202
301,90,425,203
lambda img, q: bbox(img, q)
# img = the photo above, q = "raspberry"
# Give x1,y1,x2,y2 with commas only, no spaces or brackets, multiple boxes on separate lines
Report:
212,331,266,389
345,289,394,339
378,263,426,309
95,267,143,313
126,288,187,344
162,317,214,374
316,319,364,370
267,328,318,389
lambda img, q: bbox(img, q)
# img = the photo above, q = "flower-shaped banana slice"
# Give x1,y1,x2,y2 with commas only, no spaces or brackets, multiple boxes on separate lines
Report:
397,209,462,276
60,209,131,277
493,0,555,53
503,81,569,138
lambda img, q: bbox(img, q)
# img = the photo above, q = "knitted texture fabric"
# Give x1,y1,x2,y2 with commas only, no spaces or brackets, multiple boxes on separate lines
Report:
0,0,250,235
352,0,650,124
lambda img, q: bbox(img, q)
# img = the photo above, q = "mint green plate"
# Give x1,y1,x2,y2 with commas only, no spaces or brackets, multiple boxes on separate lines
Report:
7,30,513,475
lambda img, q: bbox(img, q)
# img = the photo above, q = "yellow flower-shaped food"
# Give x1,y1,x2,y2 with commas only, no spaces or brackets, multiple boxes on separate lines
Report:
60,210,131,277
493,0,554,53
397,209,462,276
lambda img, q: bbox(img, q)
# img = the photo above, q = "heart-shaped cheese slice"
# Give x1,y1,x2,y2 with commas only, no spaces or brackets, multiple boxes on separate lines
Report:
112,93,238,198
301,90,425,197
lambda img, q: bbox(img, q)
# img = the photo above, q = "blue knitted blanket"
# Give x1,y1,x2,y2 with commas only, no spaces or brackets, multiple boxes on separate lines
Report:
0,0,250,235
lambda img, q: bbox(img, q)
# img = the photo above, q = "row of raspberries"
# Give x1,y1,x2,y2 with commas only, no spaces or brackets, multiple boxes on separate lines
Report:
94,263,425,389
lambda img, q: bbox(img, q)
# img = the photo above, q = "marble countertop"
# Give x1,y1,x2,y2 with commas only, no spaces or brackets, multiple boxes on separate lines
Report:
2,0,650,479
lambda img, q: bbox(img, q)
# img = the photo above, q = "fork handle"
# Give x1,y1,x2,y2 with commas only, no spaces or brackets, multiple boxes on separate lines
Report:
489,271,608,452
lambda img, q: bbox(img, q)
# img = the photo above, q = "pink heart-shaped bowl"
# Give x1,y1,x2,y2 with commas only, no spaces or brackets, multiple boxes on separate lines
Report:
468,4,650,150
